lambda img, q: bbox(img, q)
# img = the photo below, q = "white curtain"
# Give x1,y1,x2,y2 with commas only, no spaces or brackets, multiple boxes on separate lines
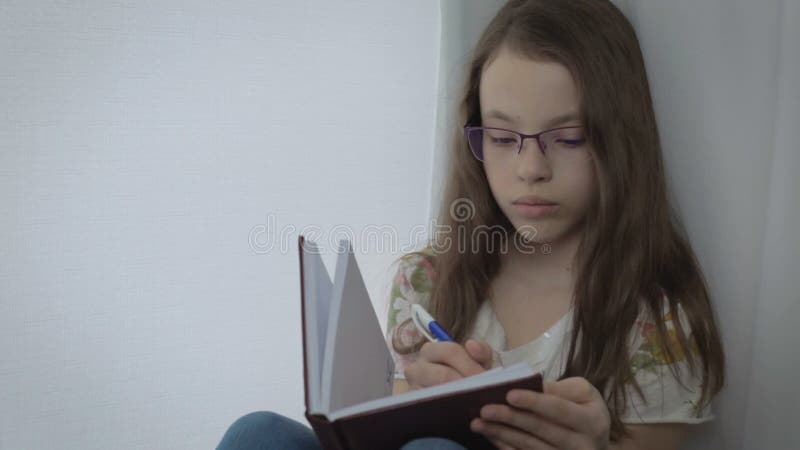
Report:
433,1,800,449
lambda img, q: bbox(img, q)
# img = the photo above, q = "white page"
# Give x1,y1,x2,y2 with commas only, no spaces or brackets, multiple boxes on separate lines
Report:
318,239,395,414
299,237,334,411
328,363,536,421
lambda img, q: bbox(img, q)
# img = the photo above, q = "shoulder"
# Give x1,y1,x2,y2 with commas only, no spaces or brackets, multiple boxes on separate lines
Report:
621,295,713,424
386,248,437,330
392,248,438,301
396,246,437,273
628,297,694,368
385,249,438,378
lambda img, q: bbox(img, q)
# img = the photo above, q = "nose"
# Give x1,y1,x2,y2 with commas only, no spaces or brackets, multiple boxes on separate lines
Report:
515,137,552,182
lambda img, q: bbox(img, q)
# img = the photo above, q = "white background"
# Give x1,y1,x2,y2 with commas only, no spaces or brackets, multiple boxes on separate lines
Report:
1,1,438,448
2,1,798,449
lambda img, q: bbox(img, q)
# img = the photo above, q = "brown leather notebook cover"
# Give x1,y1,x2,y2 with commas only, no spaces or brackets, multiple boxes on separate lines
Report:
306,373,543,450
298,235,544,450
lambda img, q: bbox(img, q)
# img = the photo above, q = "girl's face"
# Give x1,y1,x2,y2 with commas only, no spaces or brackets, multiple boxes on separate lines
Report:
478,45,597,246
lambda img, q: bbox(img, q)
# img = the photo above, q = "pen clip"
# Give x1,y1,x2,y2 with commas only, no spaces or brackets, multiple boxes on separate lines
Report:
411,304,437,342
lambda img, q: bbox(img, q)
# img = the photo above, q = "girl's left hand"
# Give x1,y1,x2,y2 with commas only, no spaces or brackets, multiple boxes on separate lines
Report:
470,377,611,450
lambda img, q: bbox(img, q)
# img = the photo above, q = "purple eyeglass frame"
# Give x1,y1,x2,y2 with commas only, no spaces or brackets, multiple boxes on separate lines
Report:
462,124,586,162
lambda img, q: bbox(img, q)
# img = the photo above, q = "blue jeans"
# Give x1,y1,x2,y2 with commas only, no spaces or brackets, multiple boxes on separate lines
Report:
216,411,468,450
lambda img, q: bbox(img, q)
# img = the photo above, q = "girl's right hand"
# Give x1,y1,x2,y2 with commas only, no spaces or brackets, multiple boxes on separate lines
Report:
404,339,496,391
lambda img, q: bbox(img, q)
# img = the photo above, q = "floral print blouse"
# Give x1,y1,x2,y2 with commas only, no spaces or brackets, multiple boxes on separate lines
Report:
384,250,714,424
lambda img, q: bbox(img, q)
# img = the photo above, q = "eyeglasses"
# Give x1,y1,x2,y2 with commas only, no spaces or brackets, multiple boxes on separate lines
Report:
463,125,591,164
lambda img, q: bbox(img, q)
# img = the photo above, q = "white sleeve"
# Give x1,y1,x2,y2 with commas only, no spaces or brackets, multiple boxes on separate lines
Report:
384,253,435,380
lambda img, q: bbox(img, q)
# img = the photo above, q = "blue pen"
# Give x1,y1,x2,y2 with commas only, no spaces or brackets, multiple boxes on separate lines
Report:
411,304,454,342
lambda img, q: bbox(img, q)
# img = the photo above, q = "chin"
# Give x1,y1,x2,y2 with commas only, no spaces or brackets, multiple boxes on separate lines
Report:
513,216,587,250
510,220,553,244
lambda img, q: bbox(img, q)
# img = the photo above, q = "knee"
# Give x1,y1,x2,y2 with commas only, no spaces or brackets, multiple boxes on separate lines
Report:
218,411,287,446
228,411,285,432
218,411,319,450
400,437,468,450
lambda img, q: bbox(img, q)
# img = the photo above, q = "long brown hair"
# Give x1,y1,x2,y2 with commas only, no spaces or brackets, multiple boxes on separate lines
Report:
391,0,724,441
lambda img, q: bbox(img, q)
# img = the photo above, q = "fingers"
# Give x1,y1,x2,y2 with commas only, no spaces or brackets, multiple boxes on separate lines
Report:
404,340,494,389
504,389,591,432
465,339,496,369
543,377,599,404
478,403,574,449
404,360,462,389
419,341,486,377
473,379,611,449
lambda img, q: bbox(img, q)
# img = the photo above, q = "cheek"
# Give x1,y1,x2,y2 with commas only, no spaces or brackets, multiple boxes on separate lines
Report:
482,165,506,199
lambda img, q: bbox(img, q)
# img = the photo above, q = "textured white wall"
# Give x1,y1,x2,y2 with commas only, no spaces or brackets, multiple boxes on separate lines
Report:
428,0,505,221
741,2,800,448
617,2,797,449
0,1,439,449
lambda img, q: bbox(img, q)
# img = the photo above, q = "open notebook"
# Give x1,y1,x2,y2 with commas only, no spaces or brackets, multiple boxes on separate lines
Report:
297,234,543,450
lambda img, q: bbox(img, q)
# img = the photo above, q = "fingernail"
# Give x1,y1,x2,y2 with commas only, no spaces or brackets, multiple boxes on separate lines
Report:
471,418,483,431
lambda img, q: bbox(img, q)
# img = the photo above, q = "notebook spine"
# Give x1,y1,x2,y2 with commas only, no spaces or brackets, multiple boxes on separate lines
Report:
305,413,350,450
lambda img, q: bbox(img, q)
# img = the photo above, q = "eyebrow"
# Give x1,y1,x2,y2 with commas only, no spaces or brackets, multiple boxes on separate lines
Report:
484,109,581,129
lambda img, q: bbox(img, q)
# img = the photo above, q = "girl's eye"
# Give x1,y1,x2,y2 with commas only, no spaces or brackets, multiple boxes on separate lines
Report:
491,138,518,145
556,138,585,147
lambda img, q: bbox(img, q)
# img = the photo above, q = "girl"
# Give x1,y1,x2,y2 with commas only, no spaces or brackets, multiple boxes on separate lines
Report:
217,0,724,449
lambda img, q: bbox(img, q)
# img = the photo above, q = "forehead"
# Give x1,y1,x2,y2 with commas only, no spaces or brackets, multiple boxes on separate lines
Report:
479,46,581,130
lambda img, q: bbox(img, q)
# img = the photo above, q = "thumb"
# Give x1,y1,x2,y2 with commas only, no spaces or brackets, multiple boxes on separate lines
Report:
544,377,598,404
465,339,495,369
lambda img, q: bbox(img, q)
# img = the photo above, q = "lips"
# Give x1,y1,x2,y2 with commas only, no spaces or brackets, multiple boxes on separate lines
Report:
513,202,558,218
513,195,557,206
